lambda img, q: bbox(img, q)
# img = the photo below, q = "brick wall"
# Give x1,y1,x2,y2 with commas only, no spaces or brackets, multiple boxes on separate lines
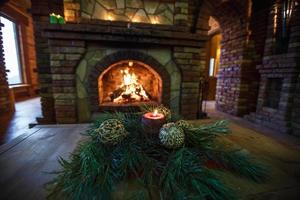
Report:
193,0,270,117
174,0,189,26
292,75,300,136
214,1,253,116
173,46,206,119
0,23,10,115
49,39,85,123
31,0,64,123
246,2,300,135
238,1,271,114
291,5,300,136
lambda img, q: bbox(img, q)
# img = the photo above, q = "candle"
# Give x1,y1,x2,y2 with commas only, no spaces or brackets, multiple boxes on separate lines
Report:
142,109,166,136
50,13,57,24
56,15,65,24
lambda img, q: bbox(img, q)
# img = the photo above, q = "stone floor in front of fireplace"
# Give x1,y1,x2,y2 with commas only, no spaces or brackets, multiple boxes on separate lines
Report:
0,106,300,200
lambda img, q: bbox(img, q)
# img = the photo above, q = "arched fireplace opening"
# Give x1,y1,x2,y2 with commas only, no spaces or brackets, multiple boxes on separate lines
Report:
98,60,162,109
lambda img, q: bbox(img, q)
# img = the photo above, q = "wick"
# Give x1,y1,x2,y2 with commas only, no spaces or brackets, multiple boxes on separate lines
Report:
152,109,158,117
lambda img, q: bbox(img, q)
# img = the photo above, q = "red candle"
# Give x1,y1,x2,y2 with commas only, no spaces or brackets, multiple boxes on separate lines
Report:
142,109,166,135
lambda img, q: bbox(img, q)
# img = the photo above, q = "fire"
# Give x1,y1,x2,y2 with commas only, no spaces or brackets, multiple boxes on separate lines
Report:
112,68,150,103
152,109,158,117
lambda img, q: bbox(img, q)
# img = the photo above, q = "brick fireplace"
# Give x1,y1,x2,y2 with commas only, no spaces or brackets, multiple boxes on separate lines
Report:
41,20,206,123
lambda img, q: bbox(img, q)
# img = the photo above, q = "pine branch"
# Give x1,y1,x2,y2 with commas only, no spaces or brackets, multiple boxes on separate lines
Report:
185,120,230,148
160,148,237,200
205,149,269,183
46,111,268,200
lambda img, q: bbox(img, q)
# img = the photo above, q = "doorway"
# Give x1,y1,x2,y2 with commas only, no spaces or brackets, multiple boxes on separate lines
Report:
205,33,222,101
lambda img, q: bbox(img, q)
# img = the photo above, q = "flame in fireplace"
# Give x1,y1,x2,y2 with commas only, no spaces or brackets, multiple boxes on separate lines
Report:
112,68,150,103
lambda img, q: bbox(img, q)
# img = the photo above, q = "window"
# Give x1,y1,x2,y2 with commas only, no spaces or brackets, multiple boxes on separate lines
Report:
264,78,283,109
0,16,23,85
209,58,215,77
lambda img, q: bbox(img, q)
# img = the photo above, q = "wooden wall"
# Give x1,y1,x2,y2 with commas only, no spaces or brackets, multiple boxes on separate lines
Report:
0,0,38,100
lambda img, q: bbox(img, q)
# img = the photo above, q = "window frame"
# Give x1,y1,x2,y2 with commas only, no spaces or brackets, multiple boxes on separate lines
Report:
0,14,24,85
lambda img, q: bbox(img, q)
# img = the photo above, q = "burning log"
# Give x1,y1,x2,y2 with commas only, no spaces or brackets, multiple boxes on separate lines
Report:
110,68,151,103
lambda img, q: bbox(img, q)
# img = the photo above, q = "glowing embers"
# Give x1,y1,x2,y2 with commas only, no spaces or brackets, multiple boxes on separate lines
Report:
111,68,150,103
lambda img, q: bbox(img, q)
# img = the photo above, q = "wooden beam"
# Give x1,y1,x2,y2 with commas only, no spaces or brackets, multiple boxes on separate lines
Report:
0,4,29,26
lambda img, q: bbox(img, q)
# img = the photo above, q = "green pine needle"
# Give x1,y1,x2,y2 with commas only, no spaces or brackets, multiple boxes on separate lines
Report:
46,111,269,200
205,149,269,183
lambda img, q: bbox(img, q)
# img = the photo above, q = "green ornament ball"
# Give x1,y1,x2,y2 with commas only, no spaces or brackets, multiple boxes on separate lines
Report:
159,123,185,149
176,120,193,130
95,119,128,145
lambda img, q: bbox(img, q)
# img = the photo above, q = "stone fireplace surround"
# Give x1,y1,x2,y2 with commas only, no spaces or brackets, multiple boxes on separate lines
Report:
43,21,206,123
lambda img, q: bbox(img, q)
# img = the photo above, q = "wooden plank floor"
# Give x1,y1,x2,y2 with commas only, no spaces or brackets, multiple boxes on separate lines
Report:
0,97,42,144
0,121,299,200
0,124,88,200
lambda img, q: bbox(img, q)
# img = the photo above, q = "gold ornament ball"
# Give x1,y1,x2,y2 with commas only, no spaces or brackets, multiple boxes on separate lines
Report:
176,120,193,130
159,123,185,149
95,119,128,145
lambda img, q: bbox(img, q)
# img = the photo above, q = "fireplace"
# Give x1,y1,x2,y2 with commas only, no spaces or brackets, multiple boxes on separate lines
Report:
42,20,205,123
98,60,162,109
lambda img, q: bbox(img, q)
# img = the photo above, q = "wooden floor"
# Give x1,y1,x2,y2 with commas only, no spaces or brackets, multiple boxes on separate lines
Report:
0,97,41,144
0,118,299,199
0,124,88,200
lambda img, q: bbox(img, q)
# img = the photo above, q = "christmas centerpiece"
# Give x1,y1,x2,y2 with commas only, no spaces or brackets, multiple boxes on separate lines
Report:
47,105,268,200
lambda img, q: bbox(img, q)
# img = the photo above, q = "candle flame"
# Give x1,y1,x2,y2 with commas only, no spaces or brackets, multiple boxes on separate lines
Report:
153,109,158,117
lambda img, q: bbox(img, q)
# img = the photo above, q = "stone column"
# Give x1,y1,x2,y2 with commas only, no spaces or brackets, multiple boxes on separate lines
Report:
48,38,85,123
173,46,206,119
31,0,64,123
174,0,189,26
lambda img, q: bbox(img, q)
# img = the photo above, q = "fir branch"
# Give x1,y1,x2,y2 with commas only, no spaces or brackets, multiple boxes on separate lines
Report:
205,149,269,183
185,120,230,148
160,148,237,200
47,110,268,200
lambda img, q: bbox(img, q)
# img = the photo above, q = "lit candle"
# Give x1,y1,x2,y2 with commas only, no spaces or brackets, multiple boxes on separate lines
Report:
56,15,65,24
50,13,57,24
142,109,166,136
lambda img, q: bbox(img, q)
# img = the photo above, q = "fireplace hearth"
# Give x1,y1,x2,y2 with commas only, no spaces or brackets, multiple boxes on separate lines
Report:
42,21,206,123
